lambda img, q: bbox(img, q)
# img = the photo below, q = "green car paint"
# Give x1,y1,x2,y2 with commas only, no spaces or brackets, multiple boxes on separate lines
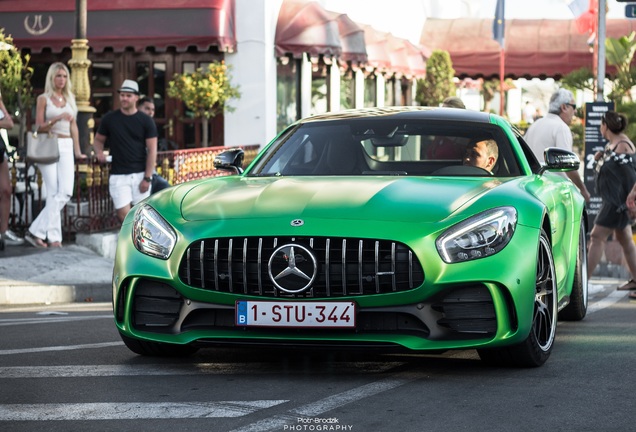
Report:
113,107,587,367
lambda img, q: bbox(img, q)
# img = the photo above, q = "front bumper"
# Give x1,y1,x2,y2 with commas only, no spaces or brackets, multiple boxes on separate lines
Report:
113,218,540,352
114,276,523,352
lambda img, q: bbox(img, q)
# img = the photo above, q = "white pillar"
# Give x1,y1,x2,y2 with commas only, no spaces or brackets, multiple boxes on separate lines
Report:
225,0,281,149
329,62,341,112
355,69,365,108
410,78,417,105
300,54,312,118
507,87,522,123
376,73,385,107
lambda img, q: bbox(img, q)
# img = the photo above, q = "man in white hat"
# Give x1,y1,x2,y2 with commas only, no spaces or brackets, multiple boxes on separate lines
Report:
93,79,158,222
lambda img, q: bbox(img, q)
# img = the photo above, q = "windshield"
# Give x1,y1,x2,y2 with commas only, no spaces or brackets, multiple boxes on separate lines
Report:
249,118,521,177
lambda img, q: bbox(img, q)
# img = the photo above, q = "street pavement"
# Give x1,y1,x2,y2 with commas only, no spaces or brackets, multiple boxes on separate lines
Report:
0,231,117,306
0,230,628,306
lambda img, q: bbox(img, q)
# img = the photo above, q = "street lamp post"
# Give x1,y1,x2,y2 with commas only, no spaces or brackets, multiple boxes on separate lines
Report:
596,0,607,102
68,0,95,155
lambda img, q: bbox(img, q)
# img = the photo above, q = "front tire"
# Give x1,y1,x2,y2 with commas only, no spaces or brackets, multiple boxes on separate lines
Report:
120,333,199,357
558,220,588,321
478,229,557,367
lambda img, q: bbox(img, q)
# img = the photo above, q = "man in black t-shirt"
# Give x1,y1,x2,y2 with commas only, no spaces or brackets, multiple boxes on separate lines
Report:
94,79,158,222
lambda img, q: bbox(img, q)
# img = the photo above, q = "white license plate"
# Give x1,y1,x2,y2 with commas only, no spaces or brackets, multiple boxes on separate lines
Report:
235,301,356,328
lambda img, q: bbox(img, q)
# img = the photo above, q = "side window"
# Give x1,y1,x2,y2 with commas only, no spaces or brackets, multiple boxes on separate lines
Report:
252,133,317,176
517,134,542,173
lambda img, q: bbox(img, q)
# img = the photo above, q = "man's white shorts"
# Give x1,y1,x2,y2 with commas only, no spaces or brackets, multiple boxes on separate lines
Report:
109,172,151,210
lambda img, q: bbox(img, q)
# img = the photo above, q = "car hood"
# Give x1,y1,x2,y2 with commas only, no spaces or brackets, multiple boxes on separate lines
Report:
179,176,507,223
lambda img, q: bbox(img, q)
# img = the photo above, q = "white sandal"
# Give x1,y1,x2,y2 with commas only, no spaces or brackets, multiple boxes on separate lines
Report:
25,233,48,249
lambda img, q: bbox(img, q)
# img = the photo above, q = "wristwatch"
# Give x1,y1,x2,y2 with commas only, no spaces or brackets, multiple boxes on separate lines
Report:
143,176,153,182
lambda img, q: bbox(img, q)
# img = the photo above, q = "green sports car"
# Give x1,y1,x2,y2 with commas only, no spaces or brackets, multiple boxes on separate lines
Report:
113,107,588,367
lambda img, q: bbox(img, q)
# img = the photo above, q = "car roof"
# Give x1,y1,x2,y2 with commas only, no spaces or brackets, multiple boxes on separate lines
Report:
297,106,494,125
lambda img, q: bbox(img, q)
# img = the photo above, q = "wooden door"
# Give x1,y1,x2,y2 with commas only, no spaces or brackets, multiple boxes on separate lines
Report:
89,50,225,149
127,52,178,150
171,52,225,148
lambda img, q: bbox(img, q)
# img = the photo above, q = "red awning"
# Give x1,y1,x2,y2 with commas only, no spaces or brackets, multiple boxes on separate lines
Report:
275,1,426,76
328,12,367,64
386,34,413,78
275,0,341,59
405,41,427,77
360,26,426,78
421,18,636,79
361,24,392,72
0,0,236,53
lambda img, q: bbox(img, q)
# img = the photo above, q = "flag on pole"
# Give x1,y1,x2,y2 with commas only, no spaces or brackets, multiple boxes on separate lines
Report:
493,0,506,116
493,0,505,48
567,0,590,17
573,0,598,35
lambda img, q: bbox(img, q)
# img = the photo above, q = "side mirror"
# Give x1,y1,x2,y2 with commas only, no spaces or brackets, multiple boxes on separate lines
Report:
214,148,244,174
539,147,580,175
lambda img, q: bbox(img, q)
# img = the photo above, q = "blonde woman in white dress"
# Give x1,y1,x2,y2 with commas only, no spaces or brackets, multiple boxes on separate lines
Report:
25,62,86,248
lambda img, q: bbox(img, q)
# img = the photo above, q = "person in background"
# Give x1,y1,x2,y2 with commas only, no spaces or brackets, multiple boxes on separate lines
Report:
137,96,170,194
0,89,24,248
25,63,86,248
626,180,636,219
463,139,498,174
441,96,465,109
524,88,591,203
93,79,157,222
522,101,535,124
587,111,636,294
138,96,155,118
428,96,466,159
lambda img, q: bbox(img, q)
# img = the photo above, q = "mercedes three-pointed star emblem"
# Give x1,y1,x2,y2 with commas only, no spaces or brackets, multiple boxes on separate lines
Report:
268,244,318,293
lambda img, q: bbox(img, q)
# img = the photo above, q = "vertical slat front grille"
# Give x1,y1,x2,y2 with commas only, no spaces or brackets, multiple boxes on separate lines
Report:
179,236,424,298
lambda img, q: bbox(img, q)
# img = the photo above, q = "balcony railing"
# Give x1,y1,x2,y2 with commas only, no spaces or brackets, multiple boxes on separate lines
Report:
7,145,260,241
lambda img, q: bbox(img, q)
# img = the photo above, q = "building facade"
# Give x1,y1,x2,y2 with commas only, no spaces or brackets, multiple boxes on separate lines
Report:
0,0,427,151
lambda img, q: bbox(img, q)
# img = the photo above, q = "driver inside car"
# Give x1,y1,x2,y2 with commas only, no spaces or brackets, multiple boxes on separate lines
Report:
463,139,499,173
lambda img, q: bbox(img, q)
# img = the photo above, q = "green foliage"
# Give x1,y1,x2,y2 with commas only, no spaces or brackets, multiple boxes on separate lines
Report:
167,61,240,120
415,50,455,107
483,79,500,104
560,67,595,93
615,101,636,140
482,78,513,113
569,120,584,154
167,61,240,147
605,32,636,102
0,28,34,120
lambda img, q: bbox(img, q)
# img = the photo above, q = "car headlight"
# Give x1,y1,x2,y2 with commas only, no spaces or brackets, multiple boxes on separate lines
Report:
132,204,177,259
436,207,517,264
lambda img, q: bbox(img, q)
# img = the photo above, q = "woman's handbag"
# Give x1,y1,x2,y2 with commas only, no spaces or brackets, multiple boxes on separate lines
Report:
26,129,60,164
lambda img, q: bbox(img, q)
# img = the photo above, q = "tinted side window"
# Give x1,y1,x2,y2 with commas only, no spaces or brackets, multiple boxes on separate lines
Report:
517,134,542,173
